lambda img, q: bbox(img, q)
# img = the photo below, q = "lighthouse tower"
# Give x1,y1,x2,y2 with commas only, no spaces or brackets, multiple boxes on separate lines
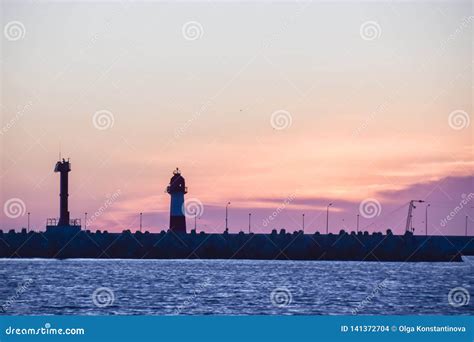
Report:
55,159,71,226
46,157,81,235
166,168,187,233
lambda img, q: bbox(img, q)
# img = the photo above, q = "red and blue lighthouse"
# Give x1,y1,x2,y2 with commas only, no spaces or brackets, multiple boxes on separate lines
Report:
166,168,187,233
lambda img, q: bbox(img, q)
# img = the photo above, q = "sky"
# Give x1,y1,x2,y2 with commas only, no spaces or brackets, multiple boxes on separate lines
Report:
1,0,472,235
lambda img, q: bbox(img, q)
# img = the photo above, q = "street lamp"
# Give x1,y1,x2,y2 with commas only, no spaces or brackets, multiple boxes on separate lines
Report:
302,213,305,233
356,214,360,233
425,204,430,236
466,215,468,237
467,207,474,236
248,213,251,234
326,203,333,234
225,202,231,231
84,212,88,230
140,212,143,233
194,209,197,232
27,212,30,233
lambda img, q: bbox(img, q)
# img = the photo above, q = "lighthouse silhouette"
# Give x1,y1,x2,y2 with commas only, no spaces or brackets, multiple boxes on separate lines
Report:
55,159,71,226
166,168,187,233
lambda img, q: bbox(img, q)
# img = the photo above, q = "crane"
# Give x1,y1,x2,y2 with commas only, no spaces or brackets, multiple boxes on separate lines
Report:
405,200,425,233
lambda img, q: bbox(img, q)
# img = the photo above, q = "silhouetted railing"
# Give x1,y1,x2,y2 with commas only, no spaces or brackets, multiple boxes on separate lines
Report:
46,218,81,226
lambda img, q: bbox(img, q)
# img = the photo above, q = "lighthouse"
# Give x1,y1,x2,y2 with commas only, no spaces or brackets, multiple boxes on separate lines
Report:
166,168,187,233
46,157,81,235
55,159,71,226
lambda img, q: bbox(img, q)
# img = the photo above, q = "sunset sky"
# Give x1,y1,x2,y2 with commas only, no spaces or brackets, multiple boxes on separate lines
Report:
1,0,472,235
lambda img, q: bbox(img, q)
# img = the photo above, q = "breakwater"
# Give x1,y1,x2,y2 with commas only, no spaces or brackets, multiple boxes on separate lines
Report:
1,229,472,262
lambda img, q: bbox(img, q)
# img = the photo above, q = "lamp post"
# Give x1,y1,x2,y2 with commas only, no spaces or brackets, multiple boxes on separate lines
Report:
248,213,251,234
425,204,430,236
194,209,197,232
466,216,468,237
225,202,231,231
140,212,143,233
467,207,474,236
84,212,88,230
27,212,30,233
356,214,360,233
302,213,305,233
326,203,333,234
